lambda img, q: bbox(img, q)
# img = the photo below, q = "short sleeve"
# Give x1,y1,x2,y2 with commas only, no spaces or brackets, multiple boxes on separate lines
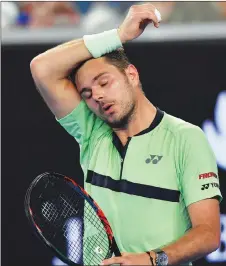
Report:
55,100,110,172
178,126,223,207
56,100,109,145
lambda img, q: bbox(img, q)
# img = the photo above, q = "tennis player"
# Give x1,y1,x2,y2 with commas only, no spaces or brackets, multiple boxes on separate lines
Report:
30,3,222,266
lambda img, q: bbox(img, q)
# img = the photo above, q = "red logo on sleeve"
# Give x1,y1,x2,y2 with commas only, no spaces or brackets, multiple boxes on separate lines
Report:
199,172,218,179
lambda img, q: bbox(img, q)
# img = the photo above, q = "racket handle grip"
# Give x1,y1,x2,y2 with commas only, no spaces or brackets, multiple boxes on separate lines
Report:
112,237,121,256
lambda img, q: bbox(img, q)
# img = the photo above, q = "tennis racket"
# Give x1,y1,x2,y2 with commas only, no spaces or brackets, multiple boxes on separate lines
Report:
24,172,121,266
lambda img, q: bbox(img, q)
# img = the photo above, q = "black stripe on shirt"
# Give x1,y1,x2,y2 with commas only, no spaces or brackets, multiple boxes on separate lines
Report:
86,170,180,202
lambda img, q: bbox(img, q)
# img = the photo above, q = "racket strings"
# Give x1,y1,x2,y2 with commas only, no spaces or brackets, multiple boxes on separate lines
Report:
65,201,110,264
35,183,84,241
83,235,109,265
62,195,111,264
41,201,59,222
60,195,79,217
57,193,82,230
30,175,112,265
81,203,111,264
84,234,111,264
37,190,84,263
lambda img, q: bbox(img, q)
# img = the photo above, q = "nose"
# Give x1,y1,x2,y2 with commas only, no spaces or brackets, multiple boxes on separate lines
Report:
92,85,104,102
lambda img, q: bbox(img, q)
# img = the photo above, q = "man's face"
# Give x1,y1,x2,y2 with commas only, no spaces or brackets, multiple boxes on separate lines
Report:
75,58,137,128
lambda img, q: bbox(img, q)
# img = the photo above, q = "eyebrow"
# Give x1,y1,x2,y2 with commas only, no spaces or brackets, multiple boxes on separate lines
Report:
80,72,108,95
92,72,108,82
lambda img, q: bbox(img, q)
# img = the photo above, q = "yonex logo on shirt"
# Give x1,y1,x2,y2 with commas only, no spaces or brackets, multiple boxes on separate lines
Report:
145,155,163,164
201,182,219,190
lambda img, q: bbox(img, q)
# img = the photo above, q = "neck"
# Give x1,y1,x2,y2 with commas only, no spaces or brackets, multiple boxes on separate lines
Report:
113,95,157,145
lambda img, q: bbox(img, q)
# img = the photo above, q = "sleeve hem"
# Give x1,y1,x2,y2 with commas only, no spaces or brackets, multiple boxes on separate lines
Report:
185,193,223,207
55,100,86,124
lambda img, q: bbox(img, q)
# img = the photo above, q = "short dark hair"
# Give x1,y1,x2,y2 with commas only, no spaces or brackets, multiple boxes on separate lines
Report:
104,48,131,72
69,48,131,87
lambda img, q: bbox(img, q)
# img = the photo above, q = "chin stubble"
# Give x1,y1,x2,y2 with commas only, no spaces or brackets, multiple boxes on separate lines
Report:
105,100,136,129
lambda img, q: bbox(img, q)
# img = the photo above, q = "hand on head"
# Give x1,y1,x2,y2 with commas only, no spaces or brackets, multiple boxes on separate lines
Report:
118,3,161,43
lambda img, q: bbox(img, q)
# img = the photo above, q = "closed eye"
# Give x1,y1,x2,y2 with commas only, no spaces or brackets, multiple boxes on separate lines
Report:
100,80,108,87
101,81,108,87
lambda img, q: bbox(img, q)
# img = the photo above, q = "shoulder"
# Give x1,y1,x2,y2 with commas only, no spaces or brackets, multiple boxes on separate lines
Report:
161,112,205,140
159,112,211,157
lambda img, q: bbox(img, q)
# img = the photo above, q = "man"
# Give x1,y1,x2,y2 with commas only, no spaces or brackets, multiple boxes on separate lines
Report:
30,3,222,266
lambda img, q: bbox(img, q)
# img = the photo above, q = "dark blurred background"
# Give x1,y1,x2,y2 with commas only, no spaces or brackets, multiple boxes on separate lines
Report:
2,1,226,266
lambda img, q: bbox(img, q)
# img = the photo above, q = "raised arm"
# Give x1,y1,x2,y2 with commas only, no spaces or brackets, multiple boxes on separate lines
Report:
30,39,92,119
30,3,161,119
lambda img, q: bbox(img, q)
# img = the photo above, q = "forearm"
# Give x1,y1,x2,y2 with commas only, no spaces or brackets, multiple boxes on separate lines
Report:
30,39,92,80
152,225,219,265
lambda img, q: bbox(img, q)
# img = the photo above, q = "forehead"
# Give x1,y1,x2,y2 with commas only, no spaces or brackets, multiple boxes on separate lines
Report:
75,58,118,89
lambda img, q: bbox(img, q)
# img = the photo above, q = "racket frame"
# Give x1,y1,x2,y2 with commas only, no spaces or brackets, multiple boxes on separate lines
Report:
24,172,120,266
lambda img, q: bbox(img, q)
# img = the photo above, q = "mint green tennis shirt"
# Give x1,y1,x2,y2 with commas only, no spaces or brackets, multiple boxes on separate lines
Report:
57,100,222,259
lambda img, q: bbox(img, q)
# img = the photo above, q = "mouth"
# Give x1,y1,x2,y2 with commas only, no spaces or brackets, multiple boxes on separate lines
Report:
102,103,114,114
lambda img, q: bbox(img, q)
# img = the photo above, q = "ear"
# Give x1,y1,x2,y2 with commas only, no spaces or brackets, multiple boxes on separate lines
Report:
125,64,140,87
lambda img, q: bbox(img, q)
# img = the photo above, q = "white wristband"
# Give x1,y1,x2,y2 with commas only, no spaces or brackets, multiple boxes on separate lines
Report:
83,29,123,58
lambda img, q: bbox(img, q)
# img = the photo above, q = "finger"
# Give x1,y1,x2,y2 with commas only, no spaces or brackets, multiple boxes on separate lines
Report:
155,8,162,23
101,256,126,265
139,18,153,31
134,11,160,28
135,6,161,27
148,10,160,28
